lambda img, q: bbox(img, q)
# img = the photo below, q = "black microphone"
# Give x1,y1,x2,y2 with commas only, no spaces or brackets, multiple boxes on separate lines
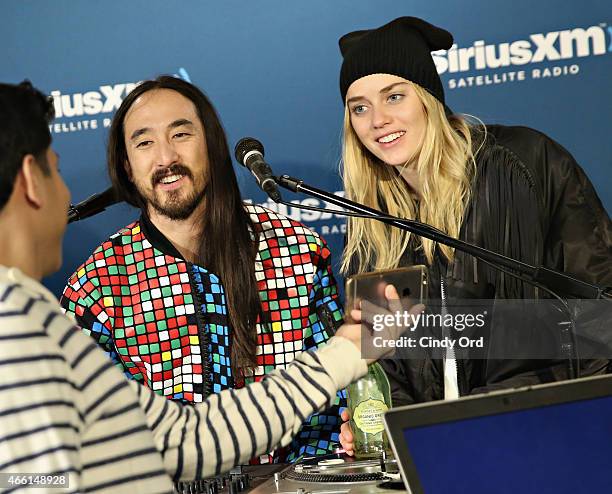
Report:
234,137,282,202
68,186,122,223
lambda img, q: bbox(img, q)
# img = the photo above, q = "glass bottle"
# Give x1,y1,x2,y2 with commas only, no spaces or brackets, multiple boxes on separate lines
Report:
346,362,393,459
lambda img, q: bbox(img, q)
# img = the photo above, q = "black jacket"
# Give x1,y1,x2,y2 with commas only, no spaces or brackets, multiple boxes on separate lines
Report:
378,125,612,405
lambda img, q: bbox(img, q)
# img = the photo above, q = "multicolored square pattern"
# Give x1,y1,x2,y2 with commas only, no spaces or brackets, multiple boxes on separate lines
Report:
61,205,345,462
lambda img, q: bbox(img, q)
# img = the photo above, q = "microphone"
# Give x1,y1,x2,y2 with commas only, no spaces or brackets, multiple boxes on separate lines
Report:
68,186,121,223
234,137,282,203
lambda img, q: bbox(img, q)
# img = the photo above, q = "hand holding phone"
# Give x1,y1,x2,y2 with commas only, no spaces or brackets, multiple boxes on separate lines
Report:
345,266,428,322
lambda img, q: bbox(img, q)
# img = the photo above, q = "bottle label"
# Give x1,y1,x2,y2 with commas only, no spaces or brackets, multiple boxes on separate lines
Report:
353,399,389,434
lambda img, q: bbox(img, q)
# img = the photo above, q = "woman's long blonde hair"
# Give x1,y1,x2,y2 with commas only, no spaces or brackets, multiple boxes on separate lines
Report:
341,82,481,275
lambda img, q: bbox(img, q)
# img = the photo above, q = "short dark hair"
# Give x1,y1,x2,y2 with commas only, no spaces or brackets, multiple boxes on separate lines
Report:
107,75,261,372
0,81,55,210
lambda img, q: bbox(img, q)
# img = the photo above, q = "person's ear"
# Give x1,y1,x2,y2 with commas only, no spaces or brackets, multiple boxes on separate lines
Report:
19,155,44,208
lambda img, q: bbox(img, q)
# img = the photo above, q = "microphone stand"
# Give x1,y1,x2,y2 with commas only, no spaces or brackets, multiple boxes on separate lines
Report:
276,174,611,380
68,203,108,223
68,187,120,224
276,174,610,301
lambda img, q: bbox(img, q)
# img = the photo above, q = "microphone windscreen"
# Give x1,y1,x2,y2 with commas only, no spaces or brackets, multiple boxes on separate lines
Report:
234,137,264,165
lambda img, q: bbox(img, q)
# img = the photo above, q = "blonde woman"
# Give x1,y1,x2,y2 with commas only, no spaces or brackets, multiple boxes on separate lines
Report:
337,17,611,454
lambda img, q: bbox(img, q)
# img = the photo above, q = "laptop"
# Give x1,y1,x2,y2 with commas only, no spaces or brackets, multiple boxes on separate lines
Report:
383,374,612,494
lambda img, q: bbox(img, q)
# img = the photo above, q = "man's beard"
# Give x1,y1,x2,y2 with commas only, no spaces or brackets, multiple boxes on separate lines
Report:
140,164,207,221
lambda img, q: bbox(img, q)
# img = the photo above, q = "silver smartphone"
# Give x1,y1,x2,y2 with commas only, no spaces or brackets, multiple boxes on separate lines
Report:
345,265,428,323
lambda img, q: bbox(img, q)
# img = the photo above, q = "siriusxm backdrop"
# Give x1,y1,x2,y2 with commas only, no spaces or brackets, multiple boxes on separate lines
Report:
1,0,610,297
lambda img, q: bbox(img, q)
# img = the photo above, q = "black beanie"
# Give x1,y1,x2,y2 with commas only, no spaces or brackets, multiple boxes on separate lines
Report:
339,17,453,105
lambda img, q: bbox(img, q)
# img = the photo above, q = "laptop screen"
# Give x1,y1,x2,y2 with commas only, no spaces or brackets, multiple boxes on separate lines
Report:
402,395,612,493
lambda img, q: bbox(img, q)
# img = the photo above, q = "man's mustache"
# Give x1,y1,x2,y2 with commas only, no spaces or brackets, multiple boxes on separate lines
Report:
151,164,193,186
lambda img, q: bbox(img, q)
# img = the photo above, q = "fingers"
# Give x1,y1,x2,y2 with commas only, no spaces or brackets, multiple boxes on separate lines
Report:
359,284,426,329
346,282,427,363
385,284,403,315
410,303,426,316
340,409,350,421
357,299,377,326
339,420,355,456
335,322,361,340
340,421,353,439
385,284,399,299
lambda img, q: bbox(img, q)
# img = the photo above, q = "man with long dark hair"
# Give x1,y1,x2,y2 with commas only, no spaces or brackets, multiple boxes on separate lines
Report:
61,75,345,462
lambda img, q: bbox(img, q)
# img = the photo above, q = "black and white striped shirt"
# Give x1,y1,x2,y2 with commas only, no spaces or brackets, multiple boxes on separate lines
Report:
0,266,366,493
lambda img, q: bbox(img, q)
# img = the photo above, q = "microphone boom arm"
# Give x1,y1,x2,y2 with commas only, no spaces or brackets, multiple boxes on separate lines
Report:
68,187,121,223
276,174,609,300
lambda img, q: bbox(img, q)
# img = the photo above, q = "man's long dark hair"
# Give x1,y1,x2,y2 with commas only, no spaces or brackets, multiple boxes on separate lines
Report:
107,75,260,373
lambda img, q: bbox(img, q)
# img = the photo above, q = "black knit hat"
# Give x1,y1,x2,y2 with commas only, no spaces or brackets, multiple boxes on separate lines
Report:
339,17,453,105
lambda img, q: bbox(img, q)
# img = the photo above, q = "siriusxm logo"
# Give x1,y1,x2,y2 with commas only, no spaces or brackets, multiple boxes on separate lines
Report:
433,24,610,74
51,83,140,118
246,194,348,236
50,68,192,119
247,193,347,223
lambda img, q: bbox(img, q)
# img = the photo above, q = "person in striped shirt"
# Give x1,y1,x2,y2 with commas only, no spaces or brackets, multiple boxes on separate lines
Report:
0,81,415,492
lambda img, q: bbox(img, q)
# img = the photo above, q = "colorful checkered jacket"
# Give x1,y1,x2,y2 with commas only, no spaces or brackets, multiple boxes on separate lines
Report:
61,204,345,463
